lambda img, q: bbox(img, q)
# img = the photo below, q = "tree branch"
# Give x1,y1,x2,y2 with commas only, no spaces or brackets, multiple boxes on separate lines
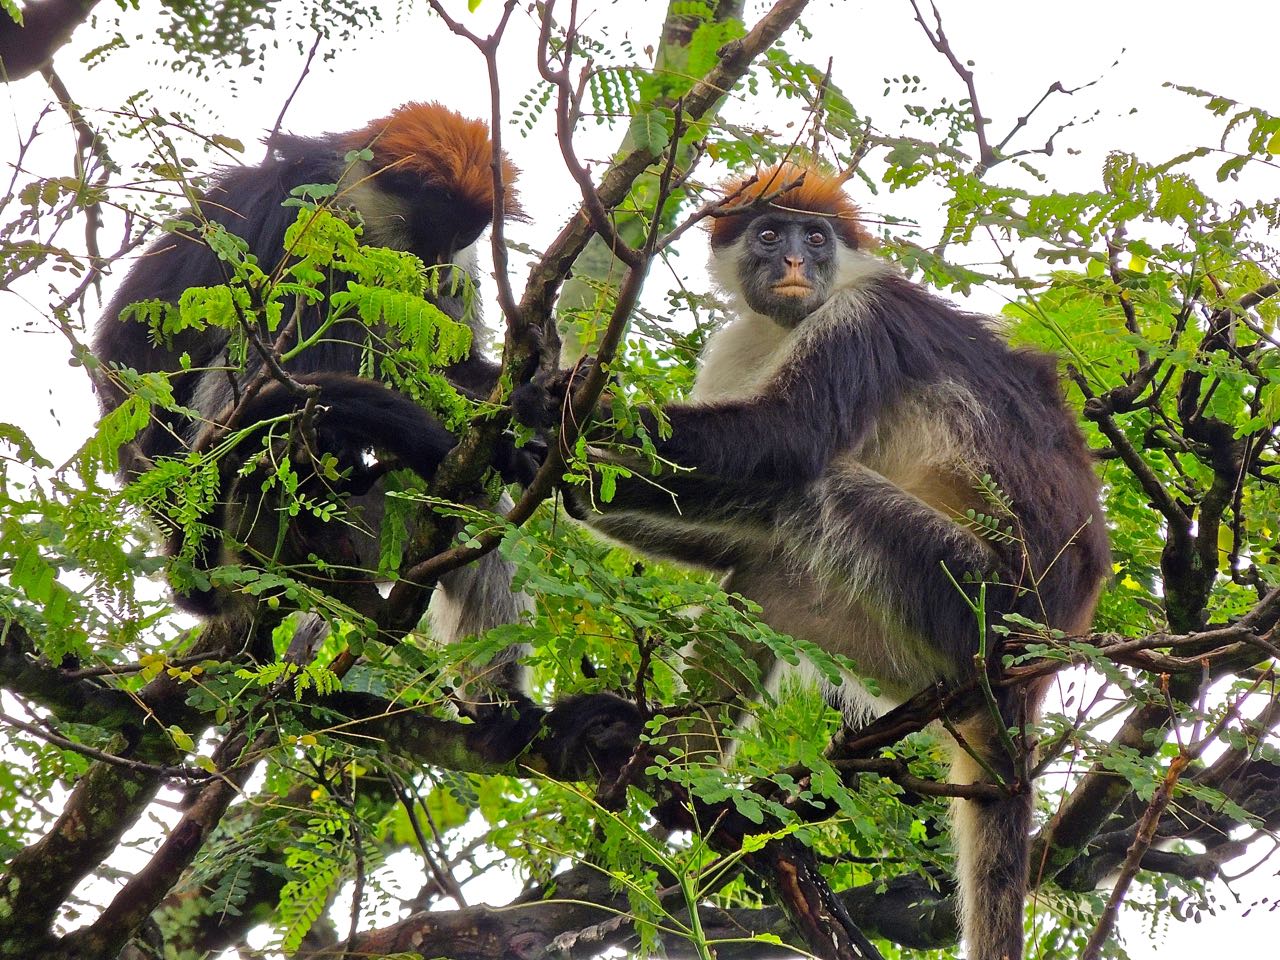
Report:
907,0,992,168
0,616,258,947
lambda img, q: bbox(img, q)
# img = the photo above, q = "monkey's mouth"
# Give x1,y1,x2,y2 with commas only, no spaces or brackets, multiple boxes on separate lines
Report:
772,281,813,296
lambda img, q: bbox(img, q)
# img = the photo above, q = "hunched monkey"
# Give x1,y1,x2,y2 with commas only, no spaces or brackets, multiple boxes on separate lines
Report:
520,162,1110,960
93,101,534,702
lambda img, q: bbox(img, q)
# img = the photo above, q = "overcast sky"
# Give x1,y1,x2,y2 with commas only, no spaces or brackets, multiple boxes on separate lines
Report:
2,1,1278,955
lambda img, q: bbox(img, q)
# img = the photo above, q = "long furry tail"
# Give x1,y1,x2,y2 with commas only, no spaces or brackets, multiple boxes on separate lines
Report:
948,716,1034,960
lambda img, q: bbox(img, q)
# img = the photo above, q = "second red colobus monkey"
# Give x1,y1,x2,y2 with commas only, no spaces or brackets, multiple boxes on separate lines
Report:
521,162,1110,959
94,102,534,705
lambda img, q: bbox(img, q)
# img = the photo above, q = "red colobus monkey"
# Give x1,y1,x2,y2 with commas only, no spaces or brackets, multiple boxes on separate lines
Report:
94,102,534,701
522,162,1110,960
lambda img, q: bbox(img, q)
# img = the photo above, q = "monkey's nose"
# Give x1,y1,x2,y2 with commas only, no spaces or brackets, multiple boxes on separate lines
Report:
784,255,805,268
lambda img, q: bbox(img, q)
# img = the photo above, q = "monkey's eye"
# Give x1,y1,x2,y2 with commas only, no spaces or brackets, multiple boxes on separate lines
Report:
807,231,827,246
758,228,779,244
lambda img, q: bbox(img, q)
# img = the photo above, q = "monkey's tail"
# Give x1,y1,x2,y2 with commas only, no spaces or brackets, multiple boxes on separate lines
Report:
948,716,1033,960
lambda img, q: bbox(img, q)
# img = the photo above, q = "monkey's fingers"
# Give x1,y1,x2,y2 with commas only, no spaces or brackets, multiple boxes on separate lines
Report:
494,431,547,487
510,359,603,431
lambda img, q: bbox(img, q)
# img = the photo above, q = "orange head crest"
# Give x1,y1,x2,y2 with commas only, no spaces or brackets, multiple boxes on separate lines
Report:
344,101,525,222
710,161,869,250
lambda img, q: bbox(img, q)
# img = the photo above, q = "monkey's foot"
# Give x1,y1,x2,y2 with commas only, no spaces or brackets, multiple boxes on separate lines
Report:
538,692,645,781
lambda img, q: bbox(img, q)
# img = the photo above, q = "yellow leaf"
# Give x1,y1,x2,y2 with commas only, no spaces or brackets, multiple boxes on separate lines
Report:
168,726,194,752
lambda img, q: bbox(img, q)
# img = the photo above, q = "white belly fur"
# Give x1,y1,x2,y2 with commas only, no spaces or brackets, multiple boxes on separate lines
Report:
724,562,953,719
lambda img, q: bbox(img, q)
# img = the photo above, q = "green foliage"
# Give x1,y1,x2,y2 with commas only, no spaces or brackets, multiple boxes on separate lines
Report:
277,804,346,952
148,1,385,80
3,5,1279,959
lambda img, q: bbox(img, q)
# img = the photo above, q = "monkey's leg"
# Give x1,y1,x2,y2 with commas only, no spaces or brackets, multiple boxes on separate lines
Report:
429,491,535,707
431,548,533,702
782,467,1034,960
426,539,543,765
783,464,1010,679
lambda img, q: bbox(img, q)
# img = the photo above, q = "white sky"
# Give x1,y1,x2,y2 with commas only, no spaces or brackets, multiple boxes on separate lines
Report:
2,0,1278,957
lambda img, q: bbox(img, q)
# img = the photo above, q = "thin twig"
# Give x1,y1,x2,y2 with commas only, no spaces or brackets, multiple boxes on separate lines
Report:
1080,681,1259,960
908,0,992,168
0,710,208,781
265,30,324,156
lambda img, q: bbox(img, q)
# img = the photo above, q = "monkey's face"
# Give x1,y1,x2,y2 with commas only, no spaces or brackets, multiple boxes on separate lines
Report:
366,169,493,266
733,212,840,326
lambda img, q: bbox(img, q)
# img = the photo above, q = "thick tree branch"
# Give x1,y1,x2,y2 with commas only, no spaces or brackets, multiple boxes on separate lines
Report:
0,616,256,948
301,863,952,960
60,730,270,960
0,620,146,729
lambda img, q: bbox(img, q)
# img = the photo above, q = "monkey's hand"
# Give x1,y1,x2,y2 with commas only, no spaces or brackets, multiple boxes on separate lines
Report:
455,690,644,782
510,358,602,431
493,430,547,487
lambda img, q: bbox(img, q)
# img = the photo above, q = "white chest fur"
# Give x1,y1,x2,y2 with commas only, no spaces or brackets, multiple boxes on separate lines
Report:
691,308,794,403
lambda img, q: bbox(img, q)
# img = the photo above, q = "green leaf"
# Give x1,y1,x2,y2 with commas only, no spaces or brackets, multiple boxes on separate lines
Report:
0,423,51,468
1216,153,1250,181
168,726,195,752
629,109,672,156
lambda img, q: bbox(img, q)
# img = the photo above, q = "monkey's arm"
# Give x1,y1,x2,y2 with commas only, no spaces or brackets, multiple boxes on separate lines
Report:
445,354,504,398
518,309,909,487
655,318,907,482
